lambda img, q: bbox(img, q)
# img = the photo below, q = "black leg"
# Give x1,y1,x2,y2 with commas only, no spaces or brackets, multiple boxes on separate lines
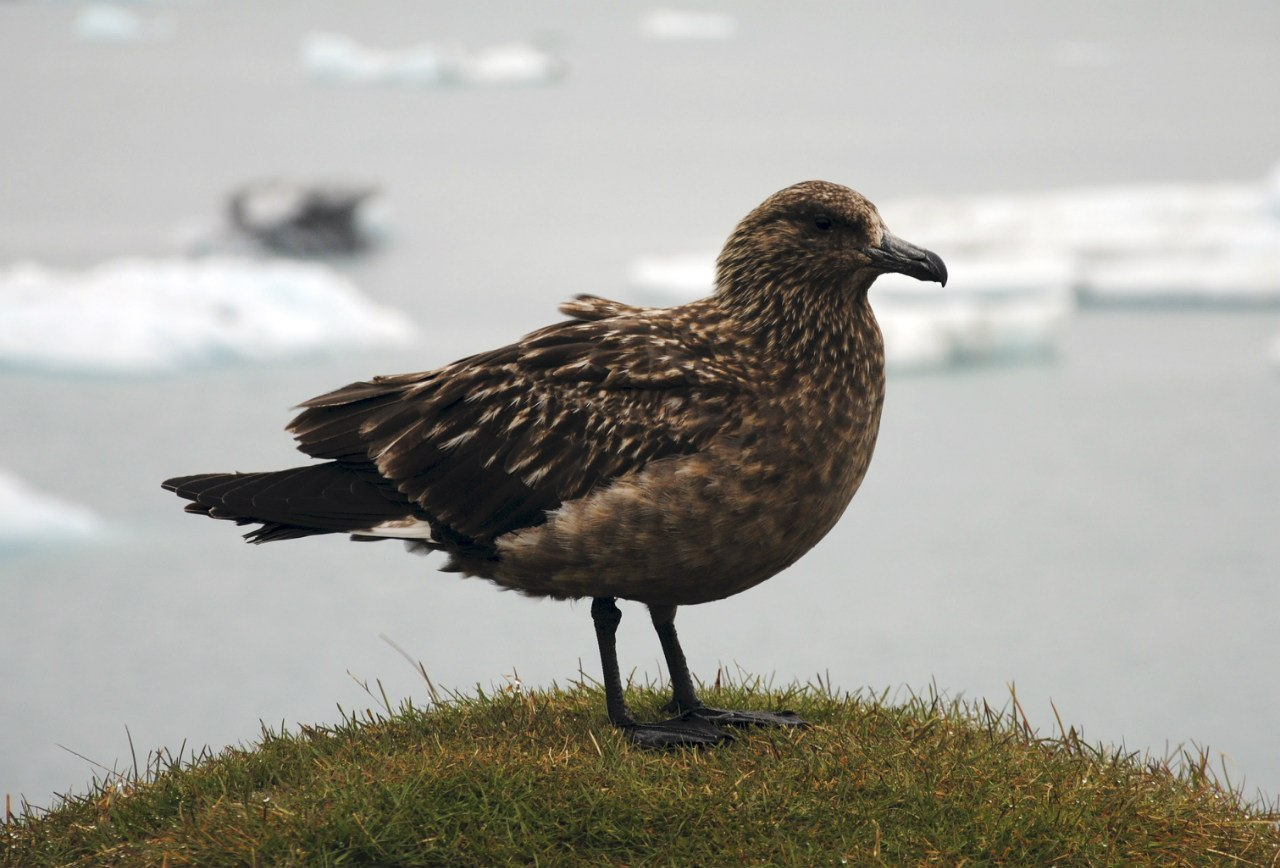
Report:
590,597,730,748
649,604,703,712
649,604,808,731
590,597,634,727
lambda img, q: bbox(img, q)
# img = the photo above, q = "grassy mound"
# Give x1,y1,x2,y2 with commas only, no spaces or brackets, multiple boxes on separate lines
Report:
4,679,1278,865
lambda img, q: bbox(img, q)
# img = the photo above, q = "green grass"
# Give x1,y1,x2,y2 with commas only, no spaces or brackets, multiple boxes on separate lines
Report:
4,676,1278,866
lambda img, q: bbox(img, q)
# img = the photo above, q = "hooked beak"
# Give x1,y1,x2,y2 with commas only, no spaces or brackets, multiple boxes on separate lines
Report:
865,231,948,286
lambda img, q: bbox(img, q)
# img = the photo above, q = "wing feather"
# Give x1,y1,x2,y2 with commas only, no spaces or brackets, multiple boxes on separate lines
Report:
288,301,739,543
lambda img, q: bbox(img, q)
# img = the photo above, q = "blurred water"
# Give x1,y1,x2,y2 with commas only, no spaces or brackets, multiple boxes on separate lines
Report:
2,1,1278,806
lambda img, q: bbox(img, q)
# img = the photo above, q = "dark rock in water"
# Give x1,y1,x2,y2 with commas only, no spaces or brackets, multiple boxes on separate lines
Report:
228,180,381,256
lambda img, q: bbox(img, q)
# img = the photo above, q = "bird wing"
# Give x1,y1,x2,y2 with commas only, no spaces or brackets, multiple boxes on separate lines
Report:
556,293,647,321
288,303,740,542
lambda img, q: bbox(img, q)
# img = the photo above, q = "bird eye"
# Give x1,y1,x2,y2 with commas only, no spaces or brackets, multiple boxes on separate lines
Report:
813,215,833,231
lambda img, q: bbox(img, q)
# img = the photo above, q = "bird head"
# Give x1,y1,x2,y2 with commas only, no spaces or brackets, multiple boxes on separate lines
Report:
715,180,947,301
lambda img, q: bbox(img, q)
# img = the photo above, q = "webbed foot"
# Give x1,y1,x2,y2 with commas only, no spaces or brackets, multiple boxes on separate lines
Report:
682,705,808,730
620,711,734,749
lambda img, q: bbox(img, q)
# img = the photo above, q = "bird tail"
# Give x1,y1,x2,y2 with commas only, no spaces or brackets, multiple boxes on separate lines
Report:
161,463,420,544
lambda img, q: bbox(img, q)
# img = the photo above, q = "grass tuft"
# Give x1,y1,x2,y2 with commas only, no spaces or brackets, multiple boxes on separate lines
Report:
4,676,1278,866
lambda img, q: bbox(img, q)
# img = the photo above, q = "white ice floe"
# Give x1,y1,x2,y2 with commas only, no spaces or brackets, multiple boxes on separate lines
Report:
462,43,566,86
881,170,1280,306
624,250,1073,372
0,468,102,552
73,5,173,43
0,257,414,376
875,253,1074,370
300,33,452,86
640,9,737,41
1263,161,1280,221
299,32,564,87
1078,251,1280,306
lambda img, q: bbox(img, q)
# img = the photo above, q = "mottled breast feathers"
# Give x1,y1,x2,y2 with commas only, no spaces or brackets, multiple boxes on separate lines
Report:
287,298,743,545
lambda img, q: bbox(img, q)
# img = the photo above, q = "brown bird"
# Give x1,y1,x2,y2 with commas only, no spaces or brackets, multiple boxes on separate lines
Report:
163,180,947,748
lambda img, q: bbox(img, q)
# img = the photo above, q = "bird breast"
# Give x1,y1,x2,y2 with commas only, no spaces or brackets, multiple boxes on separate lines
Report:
488,311,887,608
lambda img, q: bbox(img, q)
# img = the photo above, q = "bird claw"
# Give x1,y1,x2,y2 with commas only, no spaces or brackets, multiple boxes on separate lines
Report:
621,712,735,749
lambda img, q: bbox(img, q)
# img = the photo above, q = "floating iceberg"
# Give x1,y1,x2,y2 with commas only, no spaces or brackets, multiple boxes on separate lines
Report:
875,254,1074,370
73,5,173,43
0,468,102,552
0,257,414,376
624,250,1073,372
300,33,564,87
640,9,737,41
882,172,1280,306
462,43,566,86
1078,250,1280,306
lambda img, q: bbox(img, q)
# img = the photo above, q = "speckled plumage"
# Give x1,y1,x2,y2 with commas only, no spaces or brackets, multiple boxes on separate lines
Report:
164,181,946,746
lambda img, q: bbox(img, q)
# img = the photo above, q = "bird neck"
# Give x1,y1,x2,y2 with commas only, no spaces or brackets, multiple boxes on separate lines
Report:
717,274,883,375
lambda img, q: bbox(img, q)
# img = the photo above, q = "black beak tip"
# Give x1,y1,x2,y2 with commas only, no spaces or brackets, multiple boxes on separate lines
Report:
868,232,948,286
929,250,948,287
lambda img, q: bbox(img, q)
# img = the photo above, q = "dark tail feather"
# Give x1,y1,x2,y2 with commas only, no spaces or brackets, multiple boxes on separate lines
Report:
162,463,420,544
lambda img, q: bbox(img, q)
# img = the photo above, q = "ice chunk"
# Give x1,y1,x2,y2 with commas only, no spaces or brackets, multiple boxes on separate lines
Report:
0,257,415,376
73,5,172,42
0,468,102,552
299,32,562,87
882,170,1280,306
461,43,566,86
300,32,453,86
876,253,1075,368
882,185,1273,259
1080,250,1280,306
1265,161,1280,221
874,310,953,372
640,9,737,41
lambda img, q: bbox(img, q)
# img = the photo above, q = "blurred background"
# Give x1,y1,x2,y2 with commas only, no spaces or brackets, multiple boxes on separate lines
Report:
2,1,1278,807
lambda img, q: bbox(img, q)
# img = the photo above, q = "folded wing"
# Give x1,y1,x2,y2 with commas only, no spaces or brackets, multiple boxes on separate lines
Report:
289,305,739,545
